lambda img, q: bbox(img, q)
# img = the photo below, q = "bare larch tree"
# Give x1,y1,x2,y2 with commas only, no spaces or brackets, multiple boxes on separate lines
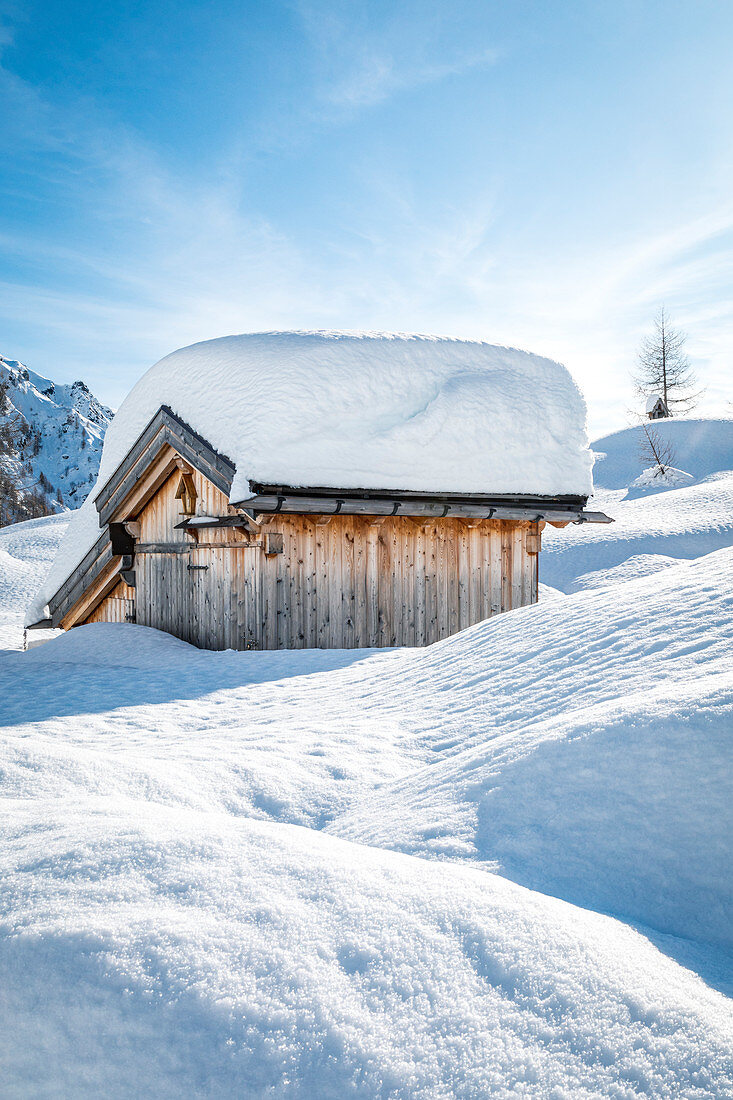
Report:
634,306,702,415
639,423,676,474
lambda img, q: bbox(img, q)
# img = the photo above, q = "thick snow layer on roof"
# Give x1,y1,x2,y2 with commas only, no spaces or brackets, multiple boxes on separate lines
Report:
27,331,594,622
110,332,593,499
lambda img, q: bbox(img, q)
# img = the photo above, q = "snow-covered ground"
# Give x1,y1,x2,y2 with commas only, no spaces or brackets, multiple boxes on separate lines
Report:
2,417,732,1097
334,549,733,958
542,417,733,592
0,512,68,649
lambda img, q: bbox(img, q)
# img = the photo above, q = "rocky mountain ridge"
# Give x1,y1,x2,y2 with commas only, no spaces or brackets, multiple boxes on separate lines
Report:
0,354,113,524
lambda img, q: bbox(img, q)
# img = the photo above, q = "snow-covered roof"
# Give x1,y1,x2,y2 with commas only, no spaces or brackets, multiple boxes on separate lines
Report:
646,394,667,413
28,331,594,622
96,331,593,497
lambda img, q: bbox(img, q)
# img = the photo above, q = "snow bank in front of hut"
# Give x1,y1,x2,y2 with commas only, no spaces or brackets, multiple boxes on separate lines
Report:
27,331,592,623
3,806,731,1099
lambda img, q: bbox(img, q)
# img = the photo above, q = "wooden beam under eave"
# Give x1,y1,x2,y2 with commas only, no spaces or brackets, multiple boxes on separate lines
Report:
106,444,181,523
59,559,124,629
235,510,262,534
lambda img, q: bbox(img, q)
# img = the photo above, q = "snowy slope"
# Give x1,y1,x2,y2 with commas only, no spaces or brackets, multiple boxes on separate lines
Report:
9,549,732,956
0,512,68,649
2,804,731,1099
542,417,733,592
0,354,112,513
2,413,733,1095
591,417,733,490
2,556,732,1093
332,549,733,954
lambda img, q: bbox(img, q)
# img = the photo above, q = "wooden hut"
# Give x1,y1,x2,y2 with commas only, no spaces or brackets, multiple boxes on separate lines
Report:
28,333,611,650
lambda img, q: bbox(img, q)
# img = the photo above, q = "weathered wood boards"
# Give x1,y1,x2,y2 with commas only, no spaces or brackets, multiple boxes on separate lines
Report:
84,466,540,650
83,579,136,624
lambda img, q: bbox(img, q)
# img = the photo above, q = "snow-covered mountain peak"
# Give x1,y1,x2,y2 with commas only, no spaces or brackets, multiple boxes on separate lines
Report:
0,353,113,519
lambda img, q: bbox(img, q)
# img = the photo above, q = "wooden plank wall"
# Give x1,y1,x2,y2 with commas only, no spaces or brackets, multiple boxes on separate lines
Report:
254,515,538,650
83,466,540,650
83,579,136,624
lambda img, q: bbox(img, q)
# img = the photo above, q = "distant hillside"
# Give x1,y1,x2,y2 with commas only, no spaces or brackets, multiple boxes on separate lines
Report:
0,354,113,525
591,417,733,490
541,416,733,593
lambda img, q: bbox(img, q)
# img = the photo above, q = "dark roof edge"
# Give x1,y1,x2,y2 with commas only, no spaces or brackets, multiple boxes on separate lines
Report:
239,483,589,510
235,488,612,524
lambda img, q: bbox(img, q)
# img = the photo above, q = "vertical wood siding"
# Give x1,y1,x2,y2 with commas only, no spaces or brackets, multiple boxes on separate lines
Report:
83,579,136,625
82,466,540,650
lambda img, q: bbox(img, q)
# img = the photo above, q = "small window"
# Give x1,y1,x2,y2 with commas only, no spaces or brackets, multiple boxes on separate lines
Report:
174,471,197,515
264,531,284,556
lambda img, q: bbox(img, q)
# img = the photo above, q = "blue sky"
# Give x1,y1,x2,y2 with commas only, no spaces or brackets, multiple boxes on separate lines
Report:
1,0,731,435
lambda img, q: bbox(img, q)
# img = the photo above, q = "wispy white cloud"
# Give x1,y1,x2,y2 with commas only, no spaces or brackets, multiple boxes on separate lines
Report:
321,45,499,110
1,4,731,436
293,0,499,119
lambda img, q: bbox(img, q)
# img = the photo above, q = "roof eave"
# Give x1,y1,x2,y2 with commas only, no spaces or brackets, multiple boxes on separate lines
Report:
233,486,612,524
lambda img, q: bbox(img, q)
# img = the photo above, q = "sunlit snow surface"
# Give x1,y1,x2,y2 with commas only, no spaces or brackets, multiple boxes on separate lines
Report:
2,417,733,1097
0,512,68,649
543,418,733,592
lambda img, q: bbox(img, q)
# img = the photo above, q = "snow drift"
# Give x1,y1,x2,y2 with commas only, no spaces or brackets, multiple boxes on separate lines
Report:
543,417,733,592
332,548,733,953
8,549,733,959
2,802,732,1098
0,513,68,649
4,410,733,1096
27,330,594,624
